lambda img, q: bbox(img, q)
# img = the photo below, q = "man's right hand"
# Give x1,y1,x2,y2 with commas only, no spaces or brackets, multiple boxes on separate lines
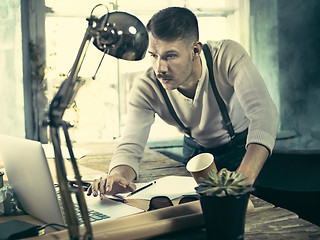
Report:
87,165,136,200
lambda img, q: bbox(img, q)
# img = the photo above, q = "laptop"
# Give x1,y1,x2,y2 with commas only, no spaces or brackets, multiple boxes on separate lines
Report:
0,134,143,226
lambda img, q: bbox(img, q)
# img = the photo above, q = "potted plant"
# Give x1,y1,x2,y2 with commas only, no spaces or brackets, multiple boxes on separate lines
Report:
195,169,254,240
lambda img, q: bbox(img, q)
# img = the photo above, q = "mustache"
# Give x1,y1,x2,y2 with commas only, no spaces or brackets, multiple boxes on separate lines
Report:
156,73,171,80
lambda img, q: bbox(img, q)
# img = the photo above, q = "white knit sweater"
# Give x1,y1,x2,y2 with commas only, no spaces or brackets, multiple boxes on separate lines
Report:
109,40,279,176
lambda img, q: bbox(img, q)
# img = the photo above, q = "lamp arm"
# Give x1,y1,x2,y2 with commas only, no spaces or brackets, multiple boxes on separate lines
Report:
48,21,99,240
49,25,94,126
50,127,84,239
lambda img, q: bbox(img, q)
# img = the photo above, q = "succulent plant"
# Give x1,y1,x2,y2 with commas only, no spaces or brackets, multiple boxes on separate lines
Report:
195,169,254,197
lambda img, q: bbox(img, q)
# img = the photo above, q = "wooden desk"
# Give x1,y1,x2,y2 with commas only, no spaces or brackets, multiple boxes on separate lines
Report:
75,142,320,240
1,141,320,239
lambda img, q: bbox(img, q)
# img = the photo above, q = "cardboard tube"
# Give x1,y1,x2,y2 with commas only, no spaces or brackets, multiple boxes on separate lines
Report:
32,201,204,240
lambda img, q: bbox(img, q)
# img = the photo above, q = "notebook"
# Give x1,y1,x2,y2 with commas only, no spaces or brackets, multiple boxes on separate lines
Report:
0,134,143,226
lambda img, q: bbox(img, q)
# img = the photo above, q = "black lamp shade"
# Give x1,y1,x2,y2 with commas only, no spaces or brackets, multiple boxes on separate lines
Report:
93,11,149,61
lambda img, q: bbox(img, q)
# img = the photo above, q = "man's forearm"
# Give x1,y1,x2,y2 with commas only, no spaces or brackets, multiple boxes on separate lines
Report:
236,143,269,185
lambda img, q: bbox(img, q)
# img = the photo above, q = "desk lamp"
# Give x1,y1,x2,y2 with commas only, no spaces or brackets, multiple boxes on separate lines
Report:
47,4,148,239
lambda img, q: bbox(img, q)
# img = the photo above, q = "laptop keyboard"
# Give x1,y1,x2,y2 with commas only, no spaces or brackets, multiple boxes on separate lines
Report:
55,185,110,224
74,203,110,224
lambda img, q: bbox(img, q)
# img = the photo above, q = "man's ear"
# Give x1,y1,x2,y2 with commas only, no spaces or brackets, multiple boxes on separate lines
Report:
193,41,202,59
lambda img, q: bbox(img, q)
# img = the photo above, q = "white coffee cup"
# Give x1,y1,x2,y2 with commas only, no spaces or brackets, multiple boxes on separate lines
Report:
186,153,217,184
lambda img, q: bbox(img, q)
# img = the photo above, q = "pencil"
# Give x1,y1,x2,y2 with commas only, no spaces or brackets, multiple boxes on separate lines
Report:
128,181,156,196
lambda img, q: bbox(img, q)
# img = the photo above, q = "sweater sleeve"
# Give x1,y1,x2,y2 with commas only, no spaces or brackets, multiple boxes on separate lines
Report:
108,74,156,179
217,40,279,154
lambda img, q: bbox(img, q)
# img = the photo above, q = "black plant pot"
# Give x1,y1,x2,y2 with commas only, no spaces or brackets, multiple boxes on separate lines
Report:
199,193,250,240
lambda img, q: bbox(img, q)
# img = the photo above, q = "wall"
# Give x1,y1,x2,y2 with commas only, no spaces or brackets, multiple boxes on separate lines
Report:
277,0,320,146
250,0,320,150
249,0,279,112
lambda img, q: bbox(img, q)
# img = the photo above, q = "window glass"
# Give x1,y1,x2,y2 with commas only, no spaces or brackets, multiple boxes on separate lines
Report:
0,0,25,137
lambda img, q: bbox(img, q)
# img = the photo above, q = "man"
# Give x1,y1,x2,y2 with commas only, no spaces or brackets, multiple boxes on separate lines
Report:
87,7,279,198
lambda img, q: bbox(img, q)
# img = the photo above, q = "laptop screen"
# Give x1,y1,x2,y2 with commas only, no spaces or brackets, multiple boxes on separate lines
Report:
0,134,65,225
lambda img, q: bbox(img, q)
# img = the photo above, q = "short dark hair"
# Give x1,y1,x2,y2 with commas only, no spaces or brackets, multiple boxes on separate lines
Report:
146,7,199,42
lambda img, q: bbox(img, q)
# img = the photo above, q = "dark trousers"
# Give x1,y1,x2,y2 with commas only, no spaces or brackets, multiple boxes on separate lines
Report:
182,129,248,171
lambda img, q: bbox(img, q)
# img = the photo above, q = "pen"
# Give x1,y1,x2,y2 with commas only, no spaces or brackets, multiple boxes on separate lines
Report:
128,181,156,196
109,195,126,203
99,194,126,203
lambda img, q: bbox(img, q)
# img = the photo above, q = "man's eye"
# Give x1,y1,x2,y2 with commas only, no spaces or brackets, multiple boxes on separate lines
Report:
150,54,157,58
166,55,176,60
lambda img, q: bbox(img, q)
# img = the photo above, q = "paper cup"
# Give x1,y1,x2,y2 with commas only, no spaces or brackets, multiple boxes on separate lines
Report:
186,153,217,184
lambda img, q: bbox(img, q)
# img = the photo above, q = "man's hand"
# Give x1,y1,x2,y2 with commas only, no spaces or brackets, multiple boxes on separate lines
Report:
87,165,136,200
236,143,269,185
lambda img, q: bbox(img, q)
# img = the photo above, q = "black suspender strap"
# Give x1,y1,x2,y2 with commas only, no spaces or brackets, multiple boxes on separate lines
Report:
202,43,236,139
156,79,192,138
156,43,236,140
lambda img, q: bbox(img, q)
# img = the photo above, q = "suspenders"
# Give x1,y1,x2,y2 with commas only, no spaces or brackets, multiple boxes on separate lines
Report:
157,43,236,140
202,44,236,140
156,79,192,137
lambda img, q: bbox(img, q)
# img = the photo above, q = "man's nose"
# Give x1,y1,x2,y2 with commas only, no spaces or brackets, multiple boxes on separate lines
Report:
155,58,168,74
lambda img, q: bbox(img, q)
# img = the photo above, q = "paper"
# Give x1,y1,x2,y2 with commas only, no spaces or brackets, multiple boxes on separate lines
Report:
84,194,145,219
125,176,198,200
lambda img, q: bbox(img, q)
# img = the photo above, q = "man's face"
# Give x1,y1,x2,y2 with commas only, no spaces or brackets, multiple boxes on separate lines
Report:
147,33,195,90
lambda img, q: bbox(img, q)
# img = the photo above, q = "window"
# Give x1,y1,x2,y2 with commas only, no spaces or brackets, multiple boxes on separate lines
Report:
45,0,249,142
0,0,25,137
